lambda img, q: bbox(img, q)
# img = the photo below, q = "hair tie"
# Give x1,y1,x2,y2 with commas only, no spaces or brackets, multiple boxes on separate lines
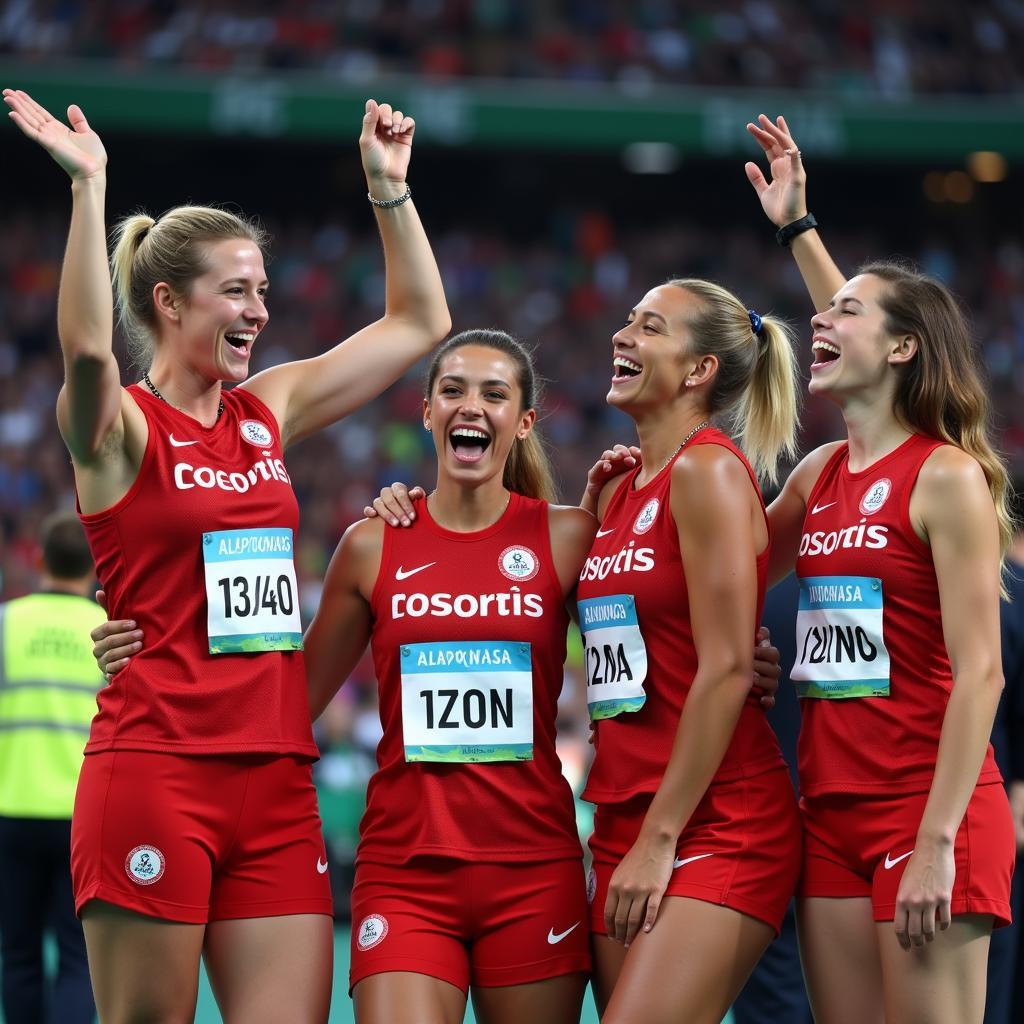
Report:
748,309,766,344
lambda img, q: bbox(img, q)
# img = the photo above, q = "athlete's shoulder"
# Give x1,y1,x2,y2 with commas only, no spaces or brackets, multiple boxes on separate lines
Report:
915,444,989,501
338,516,386,561
547,503,597,539
670,440,750,489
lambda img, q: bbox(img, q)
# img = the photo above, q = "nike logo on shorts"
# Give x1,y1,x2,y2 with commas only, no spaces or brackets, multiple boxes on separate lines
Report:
595,528,615,538
883,850,914,870
547,922,580,944
169,434,198,447
395,562,436,580
811,500,837,514
673,852,715,870
316,858,329,874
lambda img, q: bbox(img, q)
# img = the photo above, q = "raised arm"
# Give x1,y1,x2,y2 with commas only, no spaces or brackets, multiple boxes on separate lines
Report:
4,90,124,463
745,113,845,313
244,99,451,447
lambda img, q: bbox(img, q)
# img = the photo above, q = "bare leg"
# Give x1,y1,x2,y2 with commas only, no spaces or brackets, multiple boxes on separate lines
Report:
81,900,205,1023
877,914,992,1024
353,972,466,1024
472,973,587,1024
591,934,628,1018
796,897,884,1024
203,913,333,1024
599,897,773,1024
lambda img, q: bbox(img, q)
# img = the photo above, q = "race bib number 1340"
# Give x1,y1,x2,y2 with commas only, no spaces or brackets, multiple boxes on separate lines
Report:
203,528,303,654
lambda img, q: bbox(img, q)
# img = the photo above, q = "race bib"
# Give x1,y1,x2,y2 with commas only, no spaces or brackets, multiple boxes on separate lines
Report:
578,594,648,720
400,641,533,763
792,575,890,698
203,528,303,654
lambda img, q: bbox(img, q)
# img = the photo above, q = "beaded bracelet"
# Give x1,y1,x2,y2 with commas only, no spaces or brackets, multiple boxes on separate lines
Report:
368,184,412,208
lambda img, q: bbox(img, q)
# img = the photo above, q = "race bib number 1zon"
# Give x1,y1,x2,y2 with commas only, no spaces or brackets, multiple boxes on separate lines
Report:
203,527,303,654
400,640,534,763
792,575,890,698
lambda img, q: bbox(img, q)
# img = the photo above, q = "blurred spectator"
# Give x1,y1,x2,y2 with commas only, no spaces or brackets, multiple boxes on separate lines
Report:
2,0,1023,95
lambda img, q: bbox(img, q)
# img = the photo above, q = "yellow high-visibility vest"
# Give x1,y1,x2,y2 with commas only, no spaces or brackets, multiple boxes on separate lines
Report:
0,593,105,818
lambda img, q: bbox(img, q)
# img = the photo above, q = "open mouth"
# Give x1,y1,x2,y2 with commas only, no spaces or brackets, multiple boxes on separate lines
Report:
612,355,642,383
811,340,840,367
449,426,492,464
225,331,255,357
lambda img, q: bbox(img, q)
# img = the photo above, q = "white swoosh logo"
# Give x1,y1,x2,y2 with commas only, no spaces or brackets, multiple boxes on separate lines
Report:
811,501,837,514
316,858,329,874
883,850,914,870
547,922,580,944
673,852,715,870
169,434,198,447
395,562,436,581
595,528,615,538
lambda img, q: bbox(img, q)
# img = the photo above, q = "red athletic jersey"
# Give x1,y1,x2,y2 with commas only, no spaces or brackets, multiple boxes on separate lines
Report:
578,428,783,806
79,384,316,758
794,435,1001,795
360,492,580,865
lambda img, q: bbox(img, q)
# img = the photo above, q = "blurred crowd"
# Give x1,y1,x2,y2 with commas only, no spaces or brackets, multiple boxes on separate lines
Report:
4,0,1024,96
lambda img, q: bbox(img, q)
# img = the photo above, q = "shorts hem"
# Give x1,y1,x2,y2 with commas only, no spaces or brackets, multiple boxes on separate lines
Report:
77,883,209,924
872,897,1011,929
591,887,784,938
472,954,591,988
350,958,469,997
799,880,872,900
209,898,334,922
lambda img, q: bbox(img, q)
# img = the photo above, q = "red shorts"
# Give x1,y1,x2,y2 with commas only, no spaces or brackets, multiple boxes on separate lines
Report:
588,767,801,936
349,856,591,994
799,781,1014,926
71,750,333,924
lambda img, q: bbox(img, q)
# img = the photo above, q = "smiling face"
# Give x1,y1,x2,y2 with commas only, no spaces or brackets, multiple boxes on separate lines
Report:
157,238,269,383
424,344,536,487
809,273,917,401
608,284,709,414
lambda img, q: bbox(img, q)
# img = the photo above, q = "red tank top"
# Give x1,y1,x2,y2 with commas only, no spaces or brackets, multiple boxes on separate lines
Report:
578,428,783,806
79,384,317,758
359,492,581,865
794,434,1001,795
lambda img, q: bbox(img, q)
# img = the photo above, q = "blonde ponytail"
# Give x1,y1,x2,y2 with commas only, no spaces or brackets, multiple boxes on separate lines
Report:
504,431,558,503
667,279,801,484
736,316,800,484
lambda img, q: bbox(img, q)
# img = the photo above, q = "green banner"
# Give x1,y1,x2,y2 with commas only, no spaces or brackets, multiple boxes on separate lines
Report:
2,60,1023,159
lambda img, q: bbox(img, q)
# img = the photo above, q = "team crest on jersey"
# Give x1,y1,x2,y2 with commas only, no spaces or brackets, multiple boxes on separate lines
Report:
499,545,539,582
356,914,389,950
586,868,597,905
859,478,892,516
633,498,659,535
125,845,165,886
239,419,273,447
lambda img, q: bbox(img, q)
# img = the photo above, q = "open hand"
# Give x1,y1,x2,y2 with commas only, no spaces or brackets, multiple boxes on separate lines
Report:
4,90,107,181
744,113,806,229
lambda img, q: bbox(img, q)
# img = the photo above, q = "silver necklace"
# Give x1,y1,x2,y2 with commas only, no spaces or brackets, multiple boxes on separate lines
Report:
142,373,224,421
651,420,710,477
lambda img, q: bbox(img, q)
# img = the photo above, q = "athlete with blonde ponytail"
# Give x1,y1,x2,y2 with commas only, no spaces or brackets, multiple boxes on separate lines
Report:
4,85,449,1023
746,113,1015,1024
576,278,803,1024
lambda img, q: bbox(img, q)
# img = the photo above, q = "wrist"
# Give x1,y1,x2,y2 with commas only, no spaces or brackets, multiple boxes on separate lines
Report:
71,173,107,193
366,178,408,202
637,819,679,849
776,212,816,247
915,826,955,849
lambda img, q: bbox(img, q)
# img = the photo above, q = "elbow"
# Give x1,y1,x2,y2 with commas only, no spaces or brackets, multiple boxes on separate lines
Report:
428,306,453,342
